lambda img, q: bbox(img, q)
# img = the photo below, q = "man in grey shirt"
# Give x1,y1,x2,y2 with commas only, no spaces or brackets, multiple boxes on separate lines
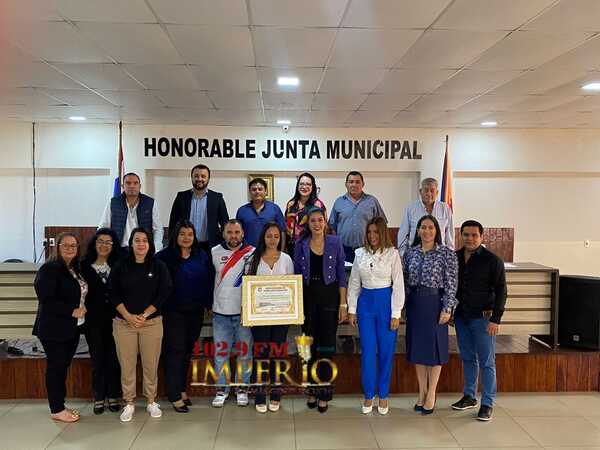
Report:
328,171,387,262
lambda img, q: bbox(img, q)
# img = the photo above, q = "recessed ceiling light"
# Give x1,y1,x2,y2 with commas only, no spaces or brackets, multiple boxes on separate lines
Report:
277,119,291,125
582,82,600,91
277,76,299,87
481,121,497,127
69,116,86,121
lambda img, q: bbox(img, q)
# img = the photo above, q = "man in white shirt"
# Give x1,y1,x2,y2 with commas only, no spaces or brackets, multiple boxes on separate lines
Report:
397,177,453,255
210,220,254,408
98,173,163,250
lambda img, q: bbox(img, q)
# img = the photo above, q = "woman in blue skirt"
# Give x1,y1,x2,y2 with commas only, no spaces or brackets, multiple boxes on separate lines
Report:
403,215,458,415
348,217,404,415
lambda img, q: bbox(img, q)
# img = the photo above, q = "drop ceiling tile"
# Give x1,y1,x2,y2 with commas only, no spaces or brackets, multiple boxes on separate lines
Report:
345,109,398,124
253,27,335,68
311,93,368,110
397,30,506,69
523,0,600,32
97,90,164,108
329,29,422,68
39,88,113,106
52,63,143,90
470,30,592,70
359,94,420,110
264,109,310,123
249,0,347,26
257,68,322,92
192,66,259,91
0,87,60,106
123,64,199,90
490,64,588,96
78,23,182,64
374,68,457,94
152,90,213,108
262,92,314,110
208,92,261,109
434,0,555,31
434,69,523,95
408,94,475,112
458,95,527,111
343,0,452,28
167,25,253,66
55,0,155,22
0,0,62,21
3,62,83,89
505,95,582,112
5,21,110,63
547,36,600,71
148,0,248,25
320,68,387,94
307,110,354,124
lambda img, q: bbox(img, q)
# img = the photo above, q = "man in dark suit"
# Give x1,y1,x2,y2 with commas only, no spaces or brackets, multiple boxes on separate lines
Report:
168,164,229,251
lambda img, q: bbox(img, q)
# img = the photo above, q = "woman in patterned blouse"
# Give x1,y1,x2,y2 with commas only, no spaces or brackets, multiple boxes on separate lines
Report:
403,215,458,415
284,172,326,256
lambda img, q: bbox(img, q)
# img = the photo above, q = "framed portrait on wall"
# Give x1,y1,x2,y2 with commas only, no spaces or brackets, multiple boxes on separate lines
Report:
247,174,274,201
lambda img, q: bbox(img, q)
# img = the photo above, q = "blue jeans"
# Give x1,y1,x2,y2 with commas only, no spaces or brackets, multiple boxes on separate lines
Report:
212,313,253,393
454,315,496,407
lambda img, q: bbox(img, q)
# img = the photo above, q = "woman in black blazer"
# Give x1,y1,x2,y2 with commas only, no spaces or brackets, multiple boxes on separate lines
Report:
33,232,87,423
81,228,122,415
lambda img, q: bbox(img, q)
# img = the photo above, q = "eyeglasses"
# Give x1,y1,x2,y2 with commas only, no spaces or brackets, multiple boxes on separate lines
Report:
59,244,78,250
97,240,113,246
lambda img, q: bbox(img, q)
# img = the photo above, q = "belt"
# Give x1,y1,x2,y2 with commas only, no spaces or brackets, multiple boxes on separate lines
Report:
409,286,443,296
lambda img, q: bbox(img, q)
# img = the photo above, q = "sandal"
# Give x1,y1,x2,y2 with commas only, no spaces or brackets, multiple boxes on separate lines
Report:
93,400,105,415
108,398,121,413
51,409,80,423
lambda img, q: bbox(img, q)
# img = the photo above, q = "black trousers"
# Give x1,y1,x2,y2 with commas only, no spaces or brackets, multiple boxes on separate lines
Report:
84,320,121,401
302,281,339,402
41,335,79,414
251,325,289,404
163,308,204,403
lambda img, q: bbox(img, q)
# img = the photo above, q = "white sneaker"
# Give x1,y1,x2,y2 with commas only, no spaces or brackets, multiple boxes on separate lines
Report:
212,392,228,408
237,391,249,407
268,401,280,412
146,402,162,418
255,403,267,413
120,404,135,422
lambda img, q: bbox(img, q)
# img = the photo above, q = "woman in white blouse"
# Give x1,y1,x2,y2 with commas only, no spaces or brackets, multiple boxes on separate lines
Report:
246,222,294,413
348,217,405,415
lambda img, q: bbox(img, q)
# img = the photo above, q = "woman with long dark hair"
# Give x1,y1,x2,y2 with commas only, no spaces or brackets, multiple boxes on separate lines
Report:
109,227,171,422
81,228,122,415
156,220,213,413
246,222,294,413
403,215,458,415
285,172,326,256
33,232,87,423
293,208,347,413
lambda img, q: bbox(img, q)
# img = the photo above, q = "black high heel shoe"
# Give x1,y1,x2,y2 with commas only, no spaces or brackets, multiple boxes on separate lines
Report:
421,396,436,415
307,396,318,409
182,398,192,407
173,403,189,413
414,404,423,412
317,400,328,413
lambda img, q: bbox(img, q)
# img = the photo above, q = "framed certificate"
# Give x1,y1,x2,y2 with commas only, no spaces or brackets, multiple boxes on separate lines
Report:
242,274,304,326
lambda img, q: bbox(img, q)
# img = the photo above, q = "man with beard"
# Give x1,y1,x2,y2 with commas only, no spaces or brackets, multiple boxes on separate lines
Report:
99,172,164,251
168,164,229,252
397,177,454,256
210,220,254,408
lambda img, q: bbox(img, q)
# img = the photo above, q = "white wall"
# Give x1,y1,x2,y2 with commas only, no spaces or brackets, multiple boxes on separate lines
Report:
0,122,598,277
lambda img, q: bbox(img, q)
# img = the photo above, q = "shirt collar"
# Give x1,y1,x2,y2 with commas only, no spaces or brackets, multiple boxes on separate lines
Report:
191,189,207,199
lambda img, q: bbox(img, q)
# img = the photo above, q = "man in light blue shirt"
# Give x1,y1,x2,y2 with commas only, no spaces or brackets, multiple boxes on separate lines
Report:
329,171,387,262
397,177,454,255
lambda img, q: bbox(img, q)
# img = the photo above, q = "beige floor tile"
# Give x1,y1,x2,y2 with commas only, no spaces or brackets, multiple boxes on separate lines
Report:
47,421,144,449
292,396,367,420
370,417,460,448
544,447,600,450
556,393,600,416
131,420,220,450
515,416,600,447
295,418,378,449
221,401,294,420
0,400,19,418
442,416,538,447
464,447,541,450
159,402,223,421
496,394,579,417
395,395,509,419
0,412,68,450
215,419,295,450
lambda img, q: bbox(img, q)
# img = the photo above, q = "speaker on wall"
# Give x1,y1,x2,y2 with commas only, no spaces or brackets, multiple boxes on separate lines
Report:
558,275,600,350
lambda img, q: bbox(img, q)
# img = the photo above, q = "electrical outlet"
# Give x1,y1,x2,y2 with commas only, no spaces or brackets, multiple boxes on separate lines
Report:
584,240,591,248
49,238,55,246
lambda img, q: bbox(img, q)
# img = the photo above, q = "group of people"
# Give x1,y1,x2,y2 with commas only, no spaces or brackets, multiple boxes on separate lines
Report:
33,165,507,425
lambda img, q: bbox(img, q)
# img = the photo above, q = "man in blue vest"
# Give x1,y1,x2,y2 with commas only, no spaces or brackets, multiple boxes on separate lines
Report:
99,172,164,250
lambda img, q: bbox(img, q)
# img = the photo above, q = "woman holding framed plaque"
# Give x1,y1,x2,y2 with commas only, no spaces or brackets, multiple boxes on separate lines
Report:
294,207,347,413
347,217,404,415
246,222,294,413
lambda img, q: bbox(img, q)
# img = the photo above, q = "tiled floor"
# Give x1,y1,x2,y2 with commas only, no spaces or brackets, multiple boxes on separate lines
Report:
2,393,600,449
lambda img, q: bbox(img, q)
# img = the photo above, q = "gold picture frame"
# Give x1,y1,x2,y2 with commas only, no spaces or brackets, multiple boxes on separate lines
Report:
247,174,274,202
242,274,304,326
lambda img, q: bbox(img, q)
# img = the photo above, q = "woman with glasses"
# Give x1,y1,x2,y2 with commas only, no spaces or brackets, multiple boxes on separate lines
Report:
156,220,213,413
109,227,172,422
33,232,87,423
285,172,326,256
81,228,122,415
